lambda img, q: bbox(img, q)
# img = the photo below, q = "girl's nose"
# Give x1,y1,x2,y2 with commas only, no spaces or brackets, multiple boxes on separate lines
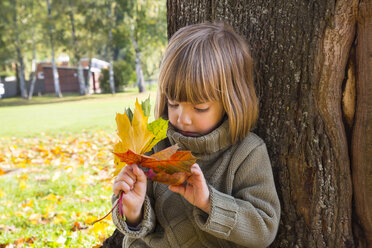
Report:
178,109,192,125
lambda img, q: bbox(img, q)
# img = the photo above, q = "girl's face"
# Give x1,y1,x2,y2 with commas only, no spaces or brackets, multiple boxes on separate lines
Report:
167,99,225,137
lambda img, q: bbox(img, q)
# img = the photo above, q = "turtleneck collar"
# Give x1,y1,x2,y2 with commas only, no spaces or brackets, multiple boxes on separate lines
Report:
166,119,231,155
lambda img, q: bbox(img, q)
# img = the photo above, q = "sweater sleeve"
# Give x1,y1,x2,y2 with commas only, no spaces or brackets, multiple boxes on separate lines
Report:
193,143,281,248
111,181,157,238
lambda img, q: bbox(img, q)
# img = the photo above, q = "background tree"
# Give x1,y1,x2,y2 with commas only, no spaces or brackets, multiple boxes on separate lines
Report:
80,0,107,93
106,0,116,94
45,0,62,97
0,0,167,98
13,0,28,98
116,0,167,93
26,0,43,99
0,2,14,74
166,0,371,247
67,0,86,95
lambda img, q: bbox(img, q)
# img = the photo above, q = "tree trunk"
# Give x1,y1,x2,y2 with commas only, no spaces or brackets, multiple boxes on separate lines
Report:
107,0,115,94
69,9,86,95
103,1,371,247
13,0,27,99
352,1,372,247
28,34,37,100
15,46,27,99
46,0,62,98
166,0,367,247
86,57,92,94
131,32,145,93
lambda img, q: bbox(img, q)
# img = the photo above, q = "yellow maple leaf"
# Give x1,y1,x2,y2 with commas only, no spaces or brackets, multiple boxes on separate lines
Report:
113,99,155,174
53,214,66,224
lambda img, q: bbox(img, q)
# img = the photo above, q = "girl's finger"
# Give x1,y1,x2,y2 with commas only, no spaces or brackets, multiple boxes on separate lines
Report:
190,163,202,174
188,164,205,184
124,165,137,179
132,164,147,183
114,181,131,194
122,174,135,189
117,165,136,182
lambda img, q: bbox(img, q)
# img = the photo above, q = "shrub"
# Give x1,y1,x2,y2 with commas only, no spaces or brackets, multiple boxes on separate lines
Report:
100,60,136,93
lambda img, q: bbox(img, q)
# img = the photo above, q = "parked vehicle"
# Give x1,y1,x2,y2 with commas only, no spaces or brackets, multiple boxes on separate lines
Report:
0,83,4,99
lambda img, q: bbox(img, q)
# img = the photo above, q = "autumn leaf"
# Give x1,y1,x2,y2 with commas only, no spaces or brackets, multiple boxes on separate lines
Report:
152,171,191,185
113,98,168,174
113,144,197,185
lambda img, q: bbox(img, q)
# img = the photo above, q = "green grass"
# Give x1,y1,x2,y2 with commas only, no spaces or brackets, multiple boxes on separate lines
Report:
0,89,158,247
0,130,120,247
0,90,157,138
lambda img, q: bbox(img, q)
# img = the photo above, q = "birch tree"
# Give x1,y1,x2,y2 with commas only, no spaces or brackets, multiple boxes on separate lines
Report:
13,0,28,98
106,0,115,94
27,0,41,100
67,0,86,95
46,0,62,98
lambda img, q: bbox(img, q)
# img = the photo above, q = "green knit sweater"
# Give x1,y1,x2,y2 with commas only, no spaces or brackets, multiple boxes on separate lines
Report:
111,120,280,248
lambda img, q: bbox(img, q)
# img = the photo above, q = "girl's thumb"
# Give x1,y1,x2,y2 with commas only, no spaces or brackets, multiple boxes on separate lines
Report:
132,164,146,182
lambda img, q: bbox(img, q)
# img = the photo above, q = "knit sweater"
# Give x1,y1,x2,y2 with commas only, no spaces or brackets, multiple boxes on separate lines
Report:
111,120,280,248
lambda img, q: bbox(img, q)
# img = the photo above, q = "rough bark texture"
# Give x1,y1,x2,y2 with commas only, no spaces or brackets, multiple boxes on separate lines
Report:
353,1,372,247
167,0,358,247
103,1,370,247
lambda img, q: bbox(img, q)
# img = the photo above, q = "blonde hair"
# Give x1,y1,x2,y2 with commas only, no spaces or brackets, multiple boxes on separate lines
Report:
155,22,258,143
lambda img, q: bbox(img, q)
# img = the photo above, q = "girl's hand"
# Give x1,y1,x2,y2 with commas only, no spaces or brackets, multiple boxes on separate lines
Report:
113,164,147,225
168,163,210,214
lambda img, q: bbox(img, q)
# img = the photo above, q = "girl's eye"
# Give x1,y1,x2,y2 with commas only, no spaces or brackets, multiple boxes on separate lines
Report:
168,102,179,108
194,107,209,112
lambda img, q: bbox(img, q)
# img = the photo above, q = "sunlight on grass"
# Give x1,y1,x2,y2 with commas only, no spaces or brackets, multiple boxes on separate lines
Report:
0,90,158,247
0,90,157,138
0,132,117,247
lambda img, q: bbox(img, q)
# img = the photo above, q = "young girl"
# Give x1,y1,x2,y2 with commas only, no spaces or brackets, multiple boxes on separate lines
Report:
112,22,280,248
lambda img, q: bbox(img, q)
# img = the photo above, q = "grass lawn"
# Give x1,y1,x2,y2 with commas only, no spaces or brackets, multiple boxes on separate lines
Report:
0,89,157,247
0,89,157,138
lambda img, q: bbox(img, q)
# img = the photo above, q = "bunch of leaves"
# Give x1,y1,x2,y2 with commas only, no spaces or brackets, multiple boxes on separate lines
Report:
113,98,197,185
94,98,197,223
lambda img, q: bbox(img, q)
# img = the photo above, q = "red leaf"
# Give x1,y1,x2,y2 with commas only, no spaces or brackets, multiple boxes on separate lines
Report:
152,171,191,185
149,144,179,160
113,145,197,185
142,150,196,173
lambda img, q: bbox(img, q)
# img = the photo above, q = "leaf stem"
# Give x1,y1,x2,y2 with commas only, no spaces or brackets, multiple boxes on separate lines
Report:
91,191,125,225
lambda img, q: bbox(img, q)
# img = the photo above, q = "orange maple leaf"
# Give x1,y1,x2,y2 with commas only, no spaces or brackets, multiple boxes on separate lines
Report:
113,144,197,185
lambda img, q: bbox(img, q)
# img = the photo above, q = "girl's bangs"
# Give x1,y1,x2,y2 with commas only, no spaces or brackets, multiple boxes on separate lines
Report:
160,42,221,104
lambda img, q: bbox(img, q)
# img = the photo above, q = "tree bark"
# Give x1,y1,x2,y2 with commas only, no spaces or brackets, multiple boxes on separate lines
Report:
103,1,371,247
352,1,372,247
69,9,86,95
107,0,115,94
131,32,145,93
13,0,27,99
46,0,62,98
85,57,92,94
28,34,37,100
167,0,365,247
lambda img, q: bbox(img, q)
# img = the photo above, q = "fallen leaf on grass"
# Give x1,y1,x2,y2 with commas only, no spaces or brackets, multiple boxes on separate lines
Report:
0,224,17,232
70,222,88,231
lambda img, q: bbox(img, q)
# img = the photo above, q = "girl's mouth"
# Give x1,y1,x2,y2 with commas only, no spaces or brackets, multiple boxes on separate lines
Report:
178,130,200,137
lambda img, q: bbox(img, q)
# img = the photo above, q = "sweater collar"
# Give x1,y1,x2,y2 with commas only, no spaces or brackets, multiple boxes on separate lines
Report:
166,119,231,155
